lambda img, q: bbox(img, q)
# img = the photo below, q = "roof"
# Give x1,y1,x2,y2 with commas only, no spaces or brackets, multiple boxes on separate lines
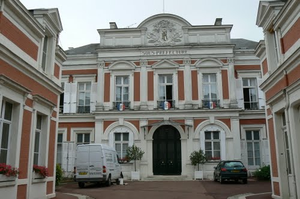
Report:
230,39,258,50
65,43,99,55
65,39,258,55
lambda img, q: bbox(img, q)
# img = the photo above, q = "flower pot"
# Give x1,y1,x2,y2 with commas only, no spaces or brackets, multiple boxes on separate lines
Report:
33,171,45,179
194,171,203,180
0,174,16,182
131,171,140,180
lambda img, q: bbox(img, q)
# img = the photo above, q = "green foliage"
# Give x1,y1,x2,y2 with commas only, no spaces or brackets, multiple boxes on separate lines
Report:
253,165,271,181
190,149,207,170
56,164,63,186
126,145,145,171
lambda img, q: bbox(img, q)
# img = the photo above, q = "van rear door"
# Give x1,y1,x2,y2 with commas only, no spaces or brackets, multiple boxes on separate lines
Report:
89,145,104,179
76,145,89,179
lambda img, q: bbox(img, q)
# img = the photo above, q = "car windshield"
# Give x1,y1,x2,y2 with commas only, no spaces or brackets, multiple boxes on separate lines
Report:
224,162,244,167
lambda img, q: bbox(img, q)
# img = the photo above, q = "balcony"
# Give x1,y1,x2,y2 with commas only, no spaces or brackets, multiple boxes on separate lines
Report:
202,99,220,109
77,106,90,113
157,100,175,110
244,102,259,110
113,101,130,111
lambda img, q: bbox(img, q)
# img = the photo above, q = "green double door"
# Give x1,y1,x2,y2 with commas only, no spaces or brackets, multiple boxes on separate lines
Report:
153,125,181,175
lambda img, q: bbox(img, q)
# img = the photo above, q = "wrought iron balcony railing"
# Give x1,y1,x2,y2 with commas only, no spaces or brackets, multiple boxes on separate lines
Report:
157,100,175,110
202,99,220,109
77,106,90,113
113,101,131,110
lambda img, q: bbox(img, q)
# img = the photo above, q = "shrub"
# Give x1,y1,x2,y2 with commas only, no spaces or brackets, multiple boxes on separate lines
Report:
126,145,144,171
56,164,63,186
190,149,207,171
253,165,271,180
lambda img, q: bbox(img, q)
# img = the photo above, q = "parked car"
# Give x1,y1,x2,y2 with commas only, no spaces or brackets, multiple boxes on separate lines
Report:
74,144,123,188
213,160,248,184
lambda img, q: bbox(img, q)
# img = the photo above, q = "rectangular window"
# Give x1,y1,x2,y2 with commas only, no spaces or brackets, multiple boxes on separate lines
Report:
56,133,63,166
33,115,42,165
205,131,220,160
59,82,65,113
114,132,129,159
202,74,219,108
77,133,90,145
41,36,48,71
158,74,173,108
0,101,13,164
78,82,91,113
246,130,261,166
243,78,258,110
282,113,292,174
115,76,130,108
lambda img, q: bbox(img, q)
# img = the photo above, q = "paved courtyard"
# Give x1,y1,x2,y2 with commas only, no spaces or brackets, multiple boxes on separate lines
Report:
55,179,272,199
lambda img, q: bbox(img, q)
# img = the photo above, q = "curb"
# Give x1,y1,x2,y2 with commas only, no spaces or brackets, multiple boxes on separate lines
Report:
63,193,94,199
227,192,272,199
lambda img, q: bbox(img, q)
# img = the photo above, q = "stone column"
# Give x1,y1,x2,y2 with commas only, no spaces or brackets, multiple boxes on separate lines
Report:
228,58,238,108
96,60,105,111
140,60,148,110
184,58,193,109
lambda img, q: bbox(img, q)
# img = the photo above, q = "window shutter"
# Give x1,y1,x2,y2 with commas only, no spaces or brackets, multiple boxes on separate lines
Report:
200,131,205,151
235,79,244,109
70,83,77,113
90,83,97,112
257,78,266,110
63,83,71,113
62,142,76,175
261,139,270,167
240,140,248,167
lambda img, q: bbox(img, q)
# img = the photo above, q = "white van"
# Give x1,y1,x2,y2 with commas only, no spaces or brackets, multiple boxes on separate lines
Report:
74,144,122,188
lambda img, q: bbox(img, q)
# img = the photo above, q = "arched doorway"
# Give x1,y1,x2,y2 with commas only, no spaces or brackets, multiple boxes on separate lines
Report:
153,125,181,175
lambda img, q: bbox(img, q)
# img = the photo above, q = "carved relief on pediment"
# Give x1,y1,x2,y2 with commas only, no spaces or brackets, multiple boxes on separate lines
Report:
146,20,183,46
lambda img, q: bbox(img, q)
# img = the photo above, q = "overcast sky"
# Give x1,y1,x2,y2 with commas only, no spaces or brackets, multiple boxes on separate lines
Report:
21,0,264,50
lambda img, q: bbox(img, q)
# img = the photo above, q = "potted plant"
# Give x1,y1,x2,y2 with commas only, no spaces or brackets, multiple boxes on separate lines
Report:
190,149,207,180
33,165,48,179
0,163,19,181
126,145,144,180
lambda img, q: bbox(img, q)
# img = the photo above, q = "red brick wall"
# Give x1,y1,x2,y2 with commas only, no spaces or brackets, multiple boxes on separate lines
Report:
58,122,95,141
17,185,27,199
103,121,115,133
127,120,140,132
54,64,60,79
194,119,207,131
47,181,53,195
273,181,281,196
62,69,97,76
104,73,110,102
281,18,300,54
268,118,278,177
221,70,229,99
47,120,56,177
178,71,185,100
134,72,140,101
219,119,231,130
0,12,38,60
240,119,266,125
262,59,268,75
18,110,32,179
191,71,198,100
148,71,154,101
0,59,58,105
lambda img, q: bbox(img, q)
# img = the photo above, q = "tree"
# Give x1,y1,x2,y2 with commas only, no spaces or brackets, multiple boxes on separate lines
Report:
126,145,145,171
190,149,207,171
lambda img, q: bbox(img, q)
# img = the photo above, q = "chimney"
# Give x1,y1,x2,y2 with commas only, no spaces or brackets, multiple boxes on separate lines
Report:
214,18,222,26
109,22,118,29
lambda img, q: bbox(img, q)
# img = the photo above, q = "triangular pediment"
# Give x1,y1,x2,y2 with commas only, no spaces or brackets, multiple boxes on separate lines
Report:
196,58,223,68
152,59,179,69
109,61,136,70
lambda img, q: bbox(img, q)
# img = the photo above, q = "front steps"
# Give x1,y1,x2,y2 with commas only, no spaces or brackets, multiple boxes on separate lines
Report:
143,175,190,181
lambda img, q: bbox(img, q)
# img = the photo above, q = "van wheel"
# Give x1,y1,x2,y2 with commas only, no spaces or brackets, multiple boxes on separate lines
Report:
78,182,85,188
106,176,111,187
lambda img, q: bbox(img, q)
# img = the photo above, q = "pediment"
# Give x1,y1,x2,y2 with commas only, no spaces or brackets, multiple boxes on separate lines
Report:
109,61,136,70
152,59,179,69
196,58,223,68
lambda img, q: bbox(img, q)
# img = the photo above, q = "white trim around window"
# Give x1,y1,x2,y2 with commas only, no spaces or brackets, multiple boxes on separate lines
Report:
71,128,95,145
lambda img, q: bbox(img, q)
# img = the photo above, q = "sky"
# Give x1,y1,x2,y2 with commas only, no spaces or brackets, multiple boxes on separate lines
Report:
21,0,264,50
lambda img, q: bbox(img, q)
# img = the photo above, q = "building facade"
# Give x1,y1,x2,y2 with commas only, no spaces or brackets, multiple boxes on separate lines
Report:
256,0,300,198
60,14,269,180
0,0,65,198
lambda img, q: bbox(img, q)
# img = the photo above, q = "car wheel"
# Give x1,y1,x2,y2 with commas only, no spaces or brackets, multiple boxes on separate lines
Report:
219,176,224,184
106,176,111,187
213,174,217,182
243,179,248,184
78,182,85,188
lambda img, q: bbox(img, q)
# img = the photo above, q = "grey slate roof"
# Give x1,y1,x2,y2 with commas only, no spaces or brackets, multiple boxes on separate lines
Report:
65,39,258,55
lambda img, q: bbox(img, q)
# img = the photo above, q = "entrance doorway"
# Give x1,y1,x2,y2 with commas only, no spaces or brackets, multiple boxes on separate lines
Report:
153,125,181,175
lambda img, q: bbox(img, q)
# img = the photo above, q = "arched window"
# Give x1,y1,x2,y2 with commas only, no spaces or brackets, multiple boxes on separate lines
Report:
200,125,226,161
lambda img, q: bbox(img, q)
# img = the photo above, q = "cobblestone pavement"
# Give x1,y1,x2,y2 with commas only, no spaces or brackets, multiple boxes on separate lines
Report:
55,179,271,199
